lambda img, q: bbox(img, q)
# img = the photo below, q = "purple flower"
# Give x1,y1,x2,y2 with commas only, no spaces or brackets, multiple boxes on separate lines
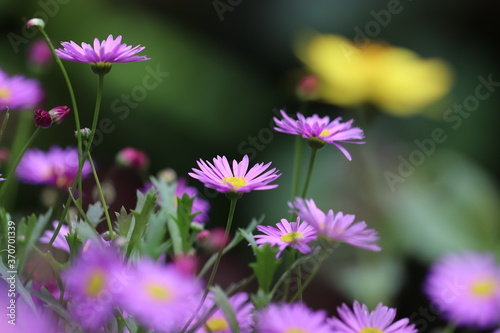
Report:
194,292,254,333
189,155,281,194
256,302,333,333
290,198,381,251
15,146,91,190
254,218,317,258
116,146,149,171
39,221,72,253
0,174,5,181
48,105,70,124
0,68,44,110
274,110,364,160
55,35,150,64
329,301,417,333
33,109,52,128
62,242,127,330
117,260,203,332
424,251,500,329
28,38,53,68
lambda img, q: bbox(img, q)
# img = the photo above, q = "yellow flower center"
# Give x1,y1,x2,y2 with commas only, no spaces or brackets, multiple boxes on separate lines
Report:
85,269,106,297
280,231,304,243
470,277,497,298
204,317,229,332
285,328,308,333
145,282,172,302
0,88,11,100
221,177,247,189
319,129,331,137
360,328,384,333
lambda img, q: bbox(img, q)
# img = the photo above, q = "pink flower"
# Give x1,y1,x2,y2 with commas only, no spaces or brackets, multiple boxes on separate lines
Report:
189,155,281,194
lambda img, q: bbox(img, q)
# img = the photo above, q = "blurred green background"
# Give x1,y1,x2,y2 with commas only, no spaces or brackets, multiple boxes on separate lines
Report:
1,0,499,327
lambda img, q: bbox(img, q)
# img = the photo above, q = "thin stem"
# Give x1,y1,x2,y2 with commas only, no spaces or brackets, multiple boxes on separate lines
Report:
300,147,318,198
0,107,10,145
37,27,84,203
295,252,303,302
0,126,40,201
181,198,238,333
290,248,328,302
87,152,114,238
290,136,303,221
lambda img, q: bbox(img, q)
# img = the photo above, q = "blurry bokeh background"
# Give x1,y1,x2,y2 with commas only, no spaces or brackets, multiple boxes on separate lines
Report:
1,0,499,329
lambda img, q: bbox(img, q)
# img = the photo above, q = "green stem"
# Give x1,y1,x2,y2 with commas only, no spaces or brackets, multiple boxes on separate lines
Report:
0,108,10,146
300,147,318,198
87,152,114,238
290,136,303,221
290,248,328,302
0,125,40,202
181,198,238,333
37,27,84,203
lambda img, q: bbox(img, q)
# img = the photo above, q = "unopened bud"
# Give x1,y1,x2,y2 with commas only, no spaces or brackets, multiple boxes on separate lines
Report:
48,106,70,124
34,109,53,128
26,18,45,29
157,168,177,184
75,128,92,140
296,74,320,101
116,147,149,171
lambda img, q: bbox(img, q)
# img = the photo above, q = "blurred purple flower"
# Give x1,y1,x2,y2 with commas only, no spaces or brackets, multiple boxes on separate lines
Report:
0,68,43,110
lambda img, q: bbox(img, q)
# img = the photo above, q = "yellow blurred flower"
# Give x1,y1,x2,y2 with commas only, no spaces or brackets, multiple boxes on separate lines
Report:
296,34,453,116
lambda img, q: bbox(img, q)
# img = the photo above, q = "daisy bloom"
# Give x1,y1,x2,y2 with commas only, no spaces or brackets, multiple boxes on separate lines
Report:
15,146,91,190
274,110,364,160
424,251,500,329
194,292,254,333
0,67,44,110
291,198,380,251
62,242,127,330
118,260,203,332
254,218,317,258
55,35,150,74
39,220,72,253
329,301,417,333
189,155,281,195
256,302,333,333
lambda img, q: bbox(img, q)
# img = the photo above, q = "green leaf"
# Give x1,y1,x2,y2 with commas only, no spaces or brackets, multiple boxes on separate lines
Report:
211,286,240,333
174,193,197,253
0,260,37,314
86,202,104,227
17,209,52,274
249,243,280,294
115,206,134,238
126,192,157,257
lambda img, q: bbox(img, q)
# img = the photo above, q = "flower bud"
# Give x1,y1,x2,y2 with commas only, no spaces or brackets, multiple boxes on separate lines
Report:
296,74,320,101
75,128,92,140
48,106,70,124
28,38,53,68
26,18,45,29
196,228,229,252
115,147,149,171
157,168,177,184
34,109,53,128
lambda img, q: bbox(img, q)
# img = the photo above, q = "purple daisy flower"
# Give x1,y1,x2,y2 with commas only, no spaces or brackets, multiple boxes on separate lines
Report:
0,68,44,110
254,218,317,258
424,251,500,329
39,220,73,253
256,302,333,333
118,260,203,332
329,301,417,333
55,34,150,64
194,292,254,333
290,198,381,252
274,110,365,160
189,155,281,194
15,146,91,190
62,242,127,331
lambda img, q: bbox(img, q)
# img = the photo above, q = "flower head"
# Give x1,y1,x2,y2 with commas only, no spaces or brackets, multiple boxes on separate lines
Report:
118,260,203,332
194,292,254,333
39,220,72,253
296,33,452,115
28,38,53,68
15,146,91,189
62,242,126,330
256,302,333,333
48,105,70,124
189,155,281,195
0,68,44,110
424,251,500,329
274,110,364,160
55,34,150,69
329,301,417,333
116,146,149,171
254,218,317,258
33,109,52,128
26,18,45,29
291,198,380,251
